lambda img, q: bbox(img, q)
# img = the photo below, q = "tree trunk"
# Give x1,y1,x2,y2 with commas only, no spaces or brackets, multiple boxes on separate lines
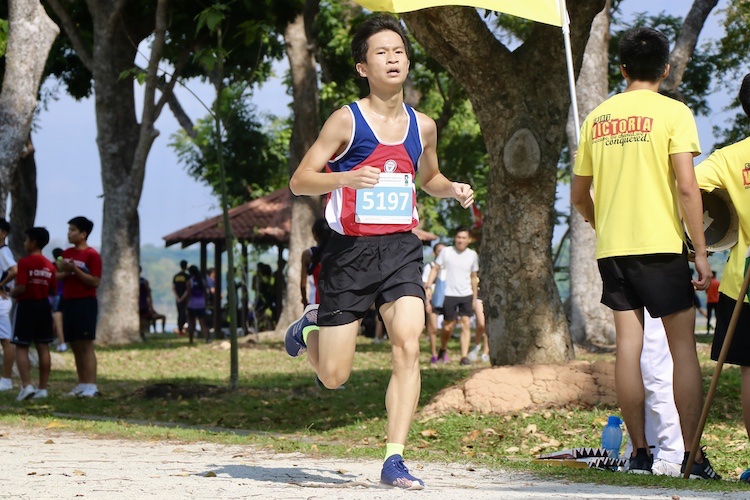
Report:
85,1,166,344
405,2,604,365
566,1,615,347
9,136,38,256
0,0,58,217
275,1,322,334
662,0,720,92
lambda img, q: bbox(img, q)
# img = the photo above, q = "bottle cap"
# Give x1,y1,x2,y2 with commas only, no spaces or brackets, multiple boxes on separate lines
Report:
607,415,622,426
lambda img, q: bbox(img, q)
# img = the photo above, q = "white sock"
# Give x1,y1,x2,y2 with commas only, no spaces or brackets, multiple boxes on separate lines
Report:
1,377,11,383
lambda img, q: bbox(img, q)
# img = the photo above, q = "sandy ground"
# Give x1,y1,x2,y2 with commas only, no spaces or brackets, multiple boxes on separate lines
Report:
1,426,747,499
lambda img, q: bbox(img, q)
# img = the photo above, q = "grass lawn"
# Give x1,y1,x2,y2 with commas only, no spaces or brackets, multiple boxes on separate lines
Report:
1,331,749,493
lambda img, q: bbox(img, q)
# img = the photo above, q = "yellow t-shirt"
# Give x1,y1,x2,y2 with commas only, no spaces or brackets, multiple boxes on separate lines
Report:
573,90,701,259
695,137,750,303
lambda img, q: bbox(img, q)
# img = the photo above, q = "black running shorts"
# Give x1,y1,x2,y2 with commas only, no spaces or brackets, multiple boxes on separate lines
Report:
317,231,425,327
11,299,54,346
597,252,694,317
710,293,750,366
62,296,98,342
442,295,474,322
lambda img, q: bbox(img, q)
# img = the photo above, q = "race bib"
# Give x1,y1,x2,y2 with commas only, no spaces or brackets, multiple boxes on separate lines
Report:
355,173,414,224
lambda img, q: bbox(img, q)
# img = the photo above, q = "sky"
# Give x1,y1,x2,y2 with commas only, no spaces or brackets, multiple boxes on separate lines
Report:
28,0,734,249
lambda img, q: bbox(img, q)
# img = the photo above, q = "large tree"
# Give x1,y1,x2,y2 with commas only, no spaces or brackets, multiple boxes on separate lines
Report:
404,2,605,365
566,1,613,348
0,1,58,252
44,0,298,343
275,0,323,330
45,0,173,343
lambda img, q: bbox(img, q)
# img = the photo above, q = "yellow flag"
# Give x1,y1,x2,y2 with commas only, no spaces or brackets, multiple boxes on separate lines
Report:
354,0,563,27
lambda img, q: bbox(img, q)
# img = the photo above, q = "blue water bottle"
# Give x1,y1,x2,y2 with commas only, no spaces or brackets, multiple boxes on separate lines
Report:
601,416,623,459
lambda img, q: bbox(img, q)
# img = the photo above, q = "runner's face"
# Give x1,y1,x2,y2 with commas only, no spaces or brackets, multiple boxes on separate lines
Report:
454,231,470,251
356,30,409,86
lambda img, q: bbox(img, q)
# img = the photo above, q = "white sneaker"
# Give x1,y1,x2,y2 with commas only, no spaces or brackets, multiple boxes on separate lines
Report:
0,378,12,391
32,389,48,399
67,384,86,396
480,353,490,363
467,344,482,362
78,386,100,398
56,343,68,352
652,458,682,477
16,385,36,401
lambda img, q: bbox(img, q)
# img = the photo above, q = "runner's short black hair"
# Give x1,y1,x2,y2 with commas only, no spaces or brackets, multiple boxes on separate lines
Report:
619,27,670,82
26,227,50,249
68,216,94,237
351,15,411,65
740,73,750,118
0,218,9,234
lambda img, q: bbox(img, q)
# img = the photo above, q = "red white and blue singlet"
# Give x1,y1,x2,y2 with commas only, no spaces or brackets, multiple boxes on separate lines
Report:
325,101,423,236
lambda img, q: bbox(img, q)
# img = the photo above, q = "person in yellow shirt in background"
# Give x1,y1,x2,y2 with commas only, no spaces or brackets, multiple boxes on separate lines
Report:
572,27,717,478
694,73,750,482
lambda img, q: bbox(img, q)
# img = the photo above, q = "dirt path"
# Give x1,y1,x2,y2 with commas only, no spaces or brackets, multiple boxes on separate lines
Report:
0,426,743,499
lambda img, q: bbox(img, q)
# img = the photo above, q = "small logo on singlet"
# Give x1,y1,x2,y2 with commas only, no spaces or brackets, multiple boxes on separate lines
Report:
384,159,397,173
743,163,750,189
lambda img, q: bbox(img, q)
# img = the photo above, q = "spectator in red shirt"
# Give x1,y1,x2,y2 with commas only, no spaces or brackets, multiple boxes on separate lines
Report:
11,227,57,401
56,216,101,398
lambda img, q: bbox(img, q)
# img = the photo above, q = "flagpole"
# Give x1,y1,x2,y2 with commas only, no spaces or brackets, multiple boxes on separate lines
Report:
560,0,580,146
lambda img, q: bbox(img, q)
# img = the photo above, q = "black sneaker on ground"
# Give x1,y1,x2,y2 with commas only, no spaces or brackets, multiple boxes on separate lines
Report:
681,448,721,480
628,448,653,475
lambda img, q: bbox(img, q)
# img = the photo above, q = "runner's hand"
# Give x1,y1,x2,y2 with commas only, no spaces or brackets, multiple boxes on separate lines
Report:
346,166,380,189
452,182,474,208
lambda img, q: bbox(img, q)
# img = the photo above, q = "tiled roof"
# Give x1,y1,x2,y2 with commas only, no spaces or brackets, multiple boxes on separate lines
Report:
163,188,291,248
163,188,438,248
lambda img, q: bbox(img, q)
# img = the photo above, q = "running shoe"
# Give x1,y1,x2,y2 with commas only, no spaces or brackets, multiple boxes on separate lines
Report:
437,349,449,364
480,353,490,363
79,386,100,398
66,384,86,397
628,448,653,475
284,304,319,357
429,355,438,364
16,385,36,401
652,458,681,477
32,389,48,399
681,448,721,480
739,468,750,483
460,356,471,366
380,454,424,490
467,344,482,362
0,378,12,391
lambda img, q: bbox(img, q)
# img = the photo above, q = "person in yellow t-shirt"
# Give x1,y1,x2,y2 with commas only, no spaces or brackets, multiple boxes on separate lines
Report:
572,27,717,479
694,73,750,482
